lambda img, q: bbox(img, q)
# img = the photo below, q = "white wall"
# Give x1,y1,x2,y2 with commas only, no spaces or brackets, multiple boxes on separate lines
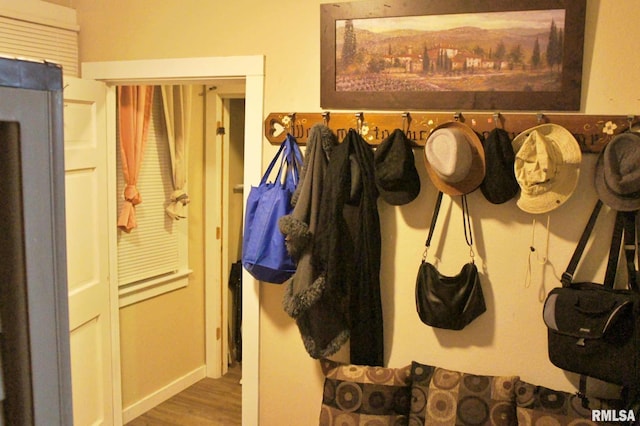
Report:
58,0,640,424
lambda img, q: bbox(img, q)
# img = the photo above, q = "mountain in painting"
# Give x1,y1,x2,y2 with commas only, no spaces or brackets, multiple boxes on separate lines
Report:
337,25,553,60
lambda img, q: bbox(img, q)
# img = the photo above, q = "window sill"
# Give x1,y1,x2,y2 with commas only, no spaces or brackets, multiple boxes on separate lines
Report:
118,269,193,308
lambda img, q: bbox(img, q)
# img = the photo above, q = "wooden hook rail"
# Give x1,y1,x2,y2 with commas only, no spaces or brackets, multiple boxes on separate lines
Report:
265,111,638,153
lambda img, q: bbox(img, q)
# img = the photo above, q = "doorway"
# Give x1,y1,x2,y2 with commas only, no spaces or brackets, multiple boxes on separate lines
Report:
82,55,264,426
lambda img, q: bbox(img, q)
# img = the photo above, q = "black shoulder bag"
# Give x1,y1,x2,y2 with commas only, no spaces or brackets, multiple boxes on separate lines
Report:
543,200,640,394
415,191,486,330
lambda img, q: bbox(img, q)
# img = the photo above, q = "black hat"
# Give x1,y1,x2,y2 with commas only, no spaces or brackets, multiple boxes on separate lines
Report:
480,127,519,204
374,129,421,205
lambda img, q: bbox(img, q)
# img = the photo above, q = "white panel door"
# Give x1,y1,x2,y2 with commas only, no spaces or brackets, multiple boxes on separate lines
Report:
63,76,114,426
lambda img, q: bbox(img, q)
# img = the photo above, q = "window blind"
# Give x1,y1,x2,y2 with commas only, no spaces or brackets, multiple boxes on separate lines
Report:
0,15,78,76
117,90,179,286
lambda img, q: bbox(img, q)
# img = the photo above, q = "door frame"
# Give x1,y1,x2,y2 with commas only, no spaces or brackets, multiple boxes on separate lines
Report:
204,92,246,377
82,55,264,426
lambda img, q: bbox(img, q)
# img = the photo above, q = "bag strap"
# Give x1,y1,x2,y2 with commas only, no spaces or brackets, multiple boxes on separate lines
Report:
637,211,640,289
283,133,303,188
561,200,604,286
622,210,638,291
424,191,444,250
260,139,288,185
461,194,476,262
602,210,625,288
264,133,303,190
284,133,303,169
561,199,632,289
422,191,475,263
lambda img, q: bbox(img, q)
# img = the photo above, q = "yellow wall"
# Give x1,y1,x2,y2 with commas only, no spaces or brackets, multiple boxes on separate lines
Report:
118,88,206,408
55,0,640,424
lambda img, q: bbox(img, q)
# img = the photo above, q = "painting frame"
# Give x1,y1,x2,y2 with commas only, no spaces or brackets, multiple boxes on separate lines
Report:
320,0,586,111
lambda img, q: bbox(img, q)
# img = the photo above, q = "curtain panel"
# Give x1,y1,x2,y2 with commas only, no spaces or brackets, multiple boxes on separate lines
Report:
161,85,192,220
117,85,154,232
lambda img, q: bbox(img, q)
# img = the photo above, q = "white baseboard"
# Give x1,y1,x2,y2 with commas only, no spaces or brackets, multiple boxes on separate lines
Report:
122,365,207,424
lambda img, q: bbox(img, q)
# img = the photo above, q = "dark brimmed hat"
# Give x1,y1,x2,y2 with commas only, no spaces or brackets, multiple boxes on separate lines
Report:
423,121,485,196
374,128,421,205
595,132,640,211
480,127,519,204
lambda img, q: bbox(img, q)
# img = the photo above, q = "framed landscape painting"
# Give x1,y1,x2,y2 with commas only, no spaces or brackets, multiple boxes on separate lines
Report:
320,0,586,111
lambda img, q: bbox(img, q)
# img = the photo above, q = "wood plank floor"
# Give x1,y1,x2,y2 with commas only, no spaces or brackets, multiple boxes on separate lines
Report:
126,363,242,426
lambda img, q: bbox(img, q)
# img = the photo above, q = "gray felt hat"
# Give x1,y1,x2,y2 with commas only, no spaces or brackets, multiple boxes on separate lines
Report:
595,132,640,211
424,121,485,196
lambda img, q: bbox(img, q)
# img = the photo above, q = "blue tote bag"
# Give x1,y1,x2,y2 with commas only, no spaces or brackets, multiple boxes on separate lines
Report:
242,134,303,283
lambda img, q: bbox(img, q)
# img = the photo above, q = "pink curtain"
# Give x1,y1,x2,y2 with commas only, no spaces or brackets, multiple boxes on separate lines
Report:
117,85,154,232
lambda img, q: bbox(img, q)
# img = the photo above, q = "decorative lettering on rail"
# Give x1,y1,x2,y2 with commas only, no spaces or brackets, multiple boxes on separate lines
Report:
265,112,635,153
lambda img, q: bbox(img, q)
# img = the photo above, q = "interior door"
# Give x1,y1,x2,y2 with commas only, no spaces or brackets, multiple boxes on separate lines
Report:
63,76,116,425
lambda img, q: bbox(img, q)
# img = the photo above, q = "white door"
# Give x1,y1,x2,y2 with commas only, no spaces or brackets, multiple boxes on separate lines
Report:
63,76,116,425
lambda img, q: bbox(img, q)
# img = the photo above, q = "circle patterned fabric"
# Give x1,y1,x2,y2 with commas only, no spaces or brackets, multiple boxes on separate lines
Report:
336,382,363,412
457,395,490,424
319,359,413,426
426,389,458,422
514,379,625,426
409,361,519,426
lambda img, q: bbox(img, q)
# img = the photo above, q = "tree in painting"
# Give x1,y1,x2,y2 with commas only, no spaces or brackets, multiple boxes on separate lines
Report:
341,19,357,68
546,19,564,71
531,38,541,69
509,44,524,70
422,44,430,74
494,41,506,71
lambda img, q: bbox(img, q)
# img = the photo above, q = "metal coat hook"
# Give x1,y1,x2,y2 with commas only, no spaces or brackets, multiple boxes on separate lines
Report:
287,113,296,135
493,112,501,128
627,115,634,130
625,115,640,134
322,111,330,126
454,112,462,122
355,112,364,134
536,113,545,124
402,112,411,133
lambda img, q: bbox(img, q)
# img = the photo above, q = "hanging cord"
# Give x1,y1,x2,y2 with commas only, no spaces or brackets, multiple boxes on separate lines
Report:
524,214,551,291
461,195,475,262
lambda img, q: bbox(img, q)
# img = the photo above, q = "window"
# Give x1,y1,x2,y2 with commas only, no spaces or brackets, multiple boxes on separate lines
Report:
116,87,190,306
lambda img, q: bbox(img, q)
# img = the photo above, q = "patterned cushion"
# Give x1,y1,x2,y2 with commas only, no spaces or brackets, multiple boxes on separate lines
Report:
409,361,519,425
515,379,624,426
319,358,412,425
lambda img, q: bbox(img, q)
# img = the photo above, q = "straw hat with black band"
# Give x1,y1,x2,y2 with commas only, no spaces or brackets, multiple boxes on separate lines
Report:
512,123,582,214
423,121,486,196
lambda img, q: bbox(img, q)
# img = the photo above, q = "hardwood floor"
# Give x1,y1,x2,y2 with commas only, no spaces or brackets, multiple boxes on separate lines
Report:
126,363,242,426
